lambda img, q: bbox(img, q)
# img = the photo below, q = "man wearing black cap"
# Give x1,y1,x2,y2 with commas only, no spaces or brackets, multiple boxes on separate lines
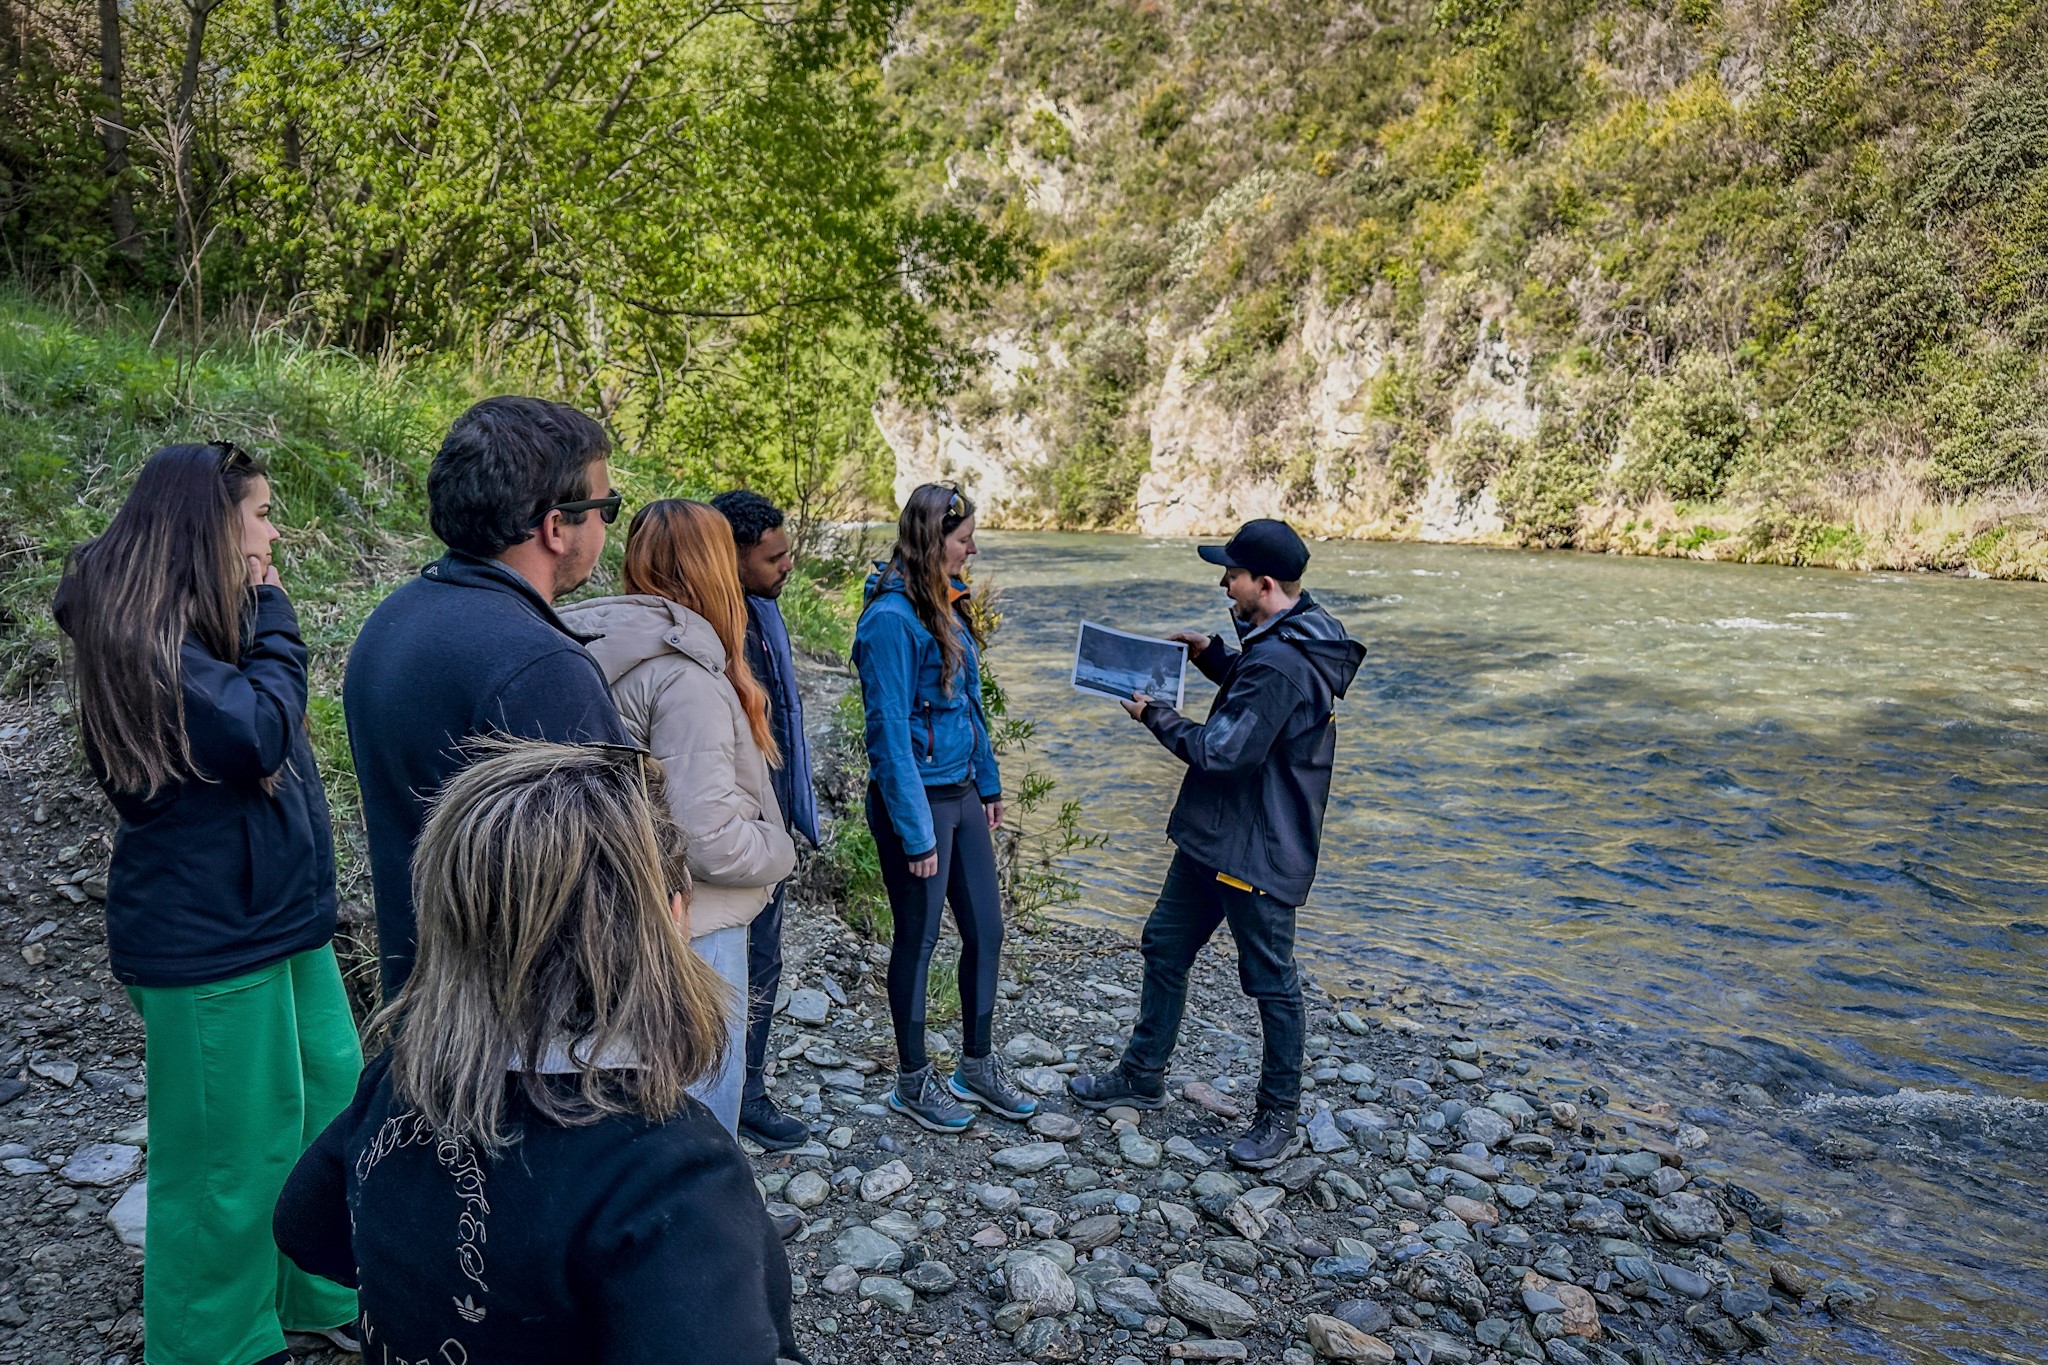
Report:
1068,518,1366,1169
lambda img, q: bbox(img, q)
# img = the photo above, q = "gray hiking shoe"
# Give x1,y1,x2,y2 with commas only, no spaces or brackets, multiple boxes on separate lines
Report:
949,1054,1040,1120
887,1064,975,1133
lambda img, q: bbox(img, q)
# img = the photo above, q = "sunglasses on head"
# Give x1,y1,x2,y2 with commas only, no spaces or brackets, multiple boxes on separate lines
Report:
533,492,625,526
936,481,967,519
208,439,253,469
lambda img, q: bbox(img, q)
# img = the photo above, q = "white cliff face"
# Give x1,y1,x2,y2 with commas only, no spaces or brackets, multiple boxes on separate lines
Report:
880,288,1537,543
1135,290,1395,536
876,332,1055,524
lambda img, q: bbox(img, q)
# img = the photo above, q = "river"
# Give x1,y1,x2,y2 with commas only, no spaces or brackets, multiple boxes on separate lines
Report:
974,530,2048,1365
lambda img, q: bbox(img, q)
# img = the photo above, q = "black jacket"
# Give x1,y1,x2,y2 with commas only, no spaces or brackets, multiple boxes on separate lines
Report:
344,554,630,993
274,1051,803,1365
53,583,337,987
1140,593,1366,906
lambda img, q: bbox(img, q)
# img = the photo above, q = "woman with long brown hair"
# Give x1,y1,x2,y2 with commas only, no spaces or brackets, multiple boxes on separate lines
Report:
53,442,361,1365
274,740,800,1363
559,498,796,1133
852,483,1038,1132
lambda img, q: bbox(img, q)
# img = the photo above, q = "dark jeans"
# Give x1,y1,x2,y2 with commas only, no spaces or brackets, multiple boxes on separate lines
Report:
867,780,1003,1070
742,881,788,1105
1121,849,1304,1117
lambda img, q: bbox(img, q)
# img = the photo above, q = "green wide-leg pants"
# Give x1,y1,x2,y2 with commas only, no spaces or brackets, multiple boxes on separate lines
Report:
128,945,362,1365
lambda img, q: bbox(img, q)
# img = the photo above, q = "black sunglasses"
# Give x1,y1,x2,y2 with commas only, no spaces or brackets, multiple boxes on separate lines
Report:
936,481,968,519
533,492,625,526
209,438,254,468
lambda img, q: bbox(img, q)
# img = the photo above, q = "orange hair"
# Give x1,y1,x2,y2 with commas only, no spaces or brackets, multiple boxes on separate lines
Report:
621,500,780,765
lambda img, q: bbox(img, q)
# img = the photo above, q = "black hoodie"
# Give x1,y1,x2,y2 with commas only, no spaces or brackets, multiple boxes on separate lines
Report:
1139,592,1366,906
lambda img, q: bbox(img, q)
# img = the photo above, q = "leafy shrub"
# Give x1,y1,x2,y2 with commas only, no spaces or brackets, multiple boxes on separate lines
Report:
1443,420,1527,501
1911,78,2048,216
1615,353,1750,501
1025,108,1075,162
1809,227,1962,395
1924,345,2048,495
1193,286,1293,403
1138,83,1188,144
1495,435,1599,545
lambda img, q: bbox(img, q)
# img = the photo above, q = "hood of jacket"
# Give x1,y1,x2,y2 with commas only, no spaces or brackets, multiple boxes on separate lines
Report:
558,595,728,685
1254,596,1366,699
863,562,972,609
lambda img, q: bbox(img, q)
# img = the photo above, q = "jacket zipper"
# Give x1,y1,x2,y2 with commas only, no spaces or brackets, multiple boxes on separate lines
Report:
923,703,936,761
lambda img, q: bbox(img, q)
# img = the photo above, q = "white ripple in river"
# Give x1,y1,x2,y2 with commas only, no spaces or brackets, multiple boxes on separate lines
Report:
974,531,2048,1365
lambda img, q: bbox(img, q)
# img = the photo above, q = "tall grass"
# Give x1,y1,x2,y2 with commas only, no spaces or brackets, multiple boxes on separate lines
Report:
0,290,487,691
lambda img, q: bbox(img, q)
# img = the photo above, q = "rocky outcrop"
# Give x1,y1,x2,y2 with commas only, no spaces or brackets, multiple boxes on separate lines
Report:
882,285,1540,540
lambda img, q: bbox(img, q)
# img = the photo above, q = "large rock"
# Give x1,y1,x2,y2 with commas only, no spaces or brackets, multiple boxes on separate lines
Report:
860,1159,914,1202
1065,1213,1122,1252
785,988,831,1025
1007,1253,1077,1318
971,1181,1022,1214
1161,1273,1259,1337
1305,1103,1351,1154
1520,1270,1602,1339
1030,1111,1086,1141
61,1143,141,1187
1003,1033,1065,1066
1097,1276,1165,1318
992,1142,1068,1174
1397,1251,1489,1322
1304,1313,1396,1363
107,1181,146,1251
902,1259,958,1295
1648,1192,1726,1243
829,1225,904,1273
1457,1108,1514,1149
784,1171,830,1210
1118,1128,1163,1168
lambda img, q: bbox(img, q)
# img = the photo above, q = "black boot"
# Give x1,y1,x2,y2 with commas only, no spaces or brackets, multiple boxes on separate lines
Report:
1066,1067,1168,1111
1226,1108,1304,1170
738,1094,808,1151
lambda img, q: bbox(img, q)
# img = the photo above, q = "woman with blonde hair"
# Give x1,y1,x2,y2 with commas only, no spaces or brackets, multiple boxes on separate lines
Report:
560,498,797,1132
273,740,800,1363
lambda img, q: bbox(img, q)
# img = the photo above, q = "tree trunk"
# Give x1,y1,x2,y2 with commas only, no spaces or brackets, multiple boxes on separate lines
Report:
97,0,142,264
171,0,214,264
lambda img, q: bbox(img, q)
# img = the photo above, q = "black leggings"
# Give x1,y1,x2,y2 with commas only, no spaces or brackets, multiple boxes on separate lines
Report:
867,781,1003,1069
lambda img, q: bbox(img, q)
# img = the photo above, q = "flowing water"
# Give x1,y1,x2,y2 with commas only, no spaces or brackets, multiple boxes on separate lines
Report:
975,531,2048,1365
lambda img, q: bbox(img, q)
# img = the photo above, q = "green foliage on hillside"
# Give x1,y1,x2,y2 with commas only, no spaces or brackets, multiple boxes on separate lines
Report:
883,0,2048,568
0,0,1022,511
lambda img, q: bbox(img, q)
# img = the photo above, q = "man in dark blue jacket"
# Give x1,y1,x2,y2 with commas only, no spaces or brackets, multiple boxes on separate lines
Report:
711,490,821,1151
345,397,632,995
1070,519,1365,1170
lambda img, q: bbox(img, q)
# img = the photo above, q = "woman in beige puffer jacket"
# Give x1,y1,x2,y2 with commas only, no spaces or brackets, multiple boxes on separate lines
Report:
559,500,796,1133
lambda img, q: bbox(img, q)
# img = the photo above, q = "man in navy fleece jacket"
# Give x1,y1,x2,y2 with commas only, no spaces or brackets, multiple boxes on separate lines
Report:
344,397,632,995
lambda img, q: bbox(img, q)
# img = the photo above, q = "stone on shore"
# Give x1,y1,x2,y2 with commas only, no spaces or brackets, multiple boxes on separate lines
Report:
858,1159,913,1202
992,1141,1067,1173
1118,1127,1162,1167
1003,1033,1064,1066
60,1143,141,1187
829,1225,904,1273
1161,1273,1259,1337
1304,1313,1395,1363
107,1181,146,1251
1520,1270,1602,1339
785,988,831,1025
1007,1253,1077,1317
1649,1192,1726,1243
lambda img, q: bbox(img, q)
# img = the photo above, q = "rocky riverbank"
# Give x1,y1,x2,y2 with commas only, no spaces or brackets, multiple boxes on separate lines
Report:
744,904,1830,1365
0,686,1837,1365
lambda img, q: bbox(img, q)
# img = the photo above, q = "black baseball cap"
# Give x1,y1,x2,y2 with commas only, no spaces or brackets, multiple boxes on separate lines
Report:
1197,518,1310,581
